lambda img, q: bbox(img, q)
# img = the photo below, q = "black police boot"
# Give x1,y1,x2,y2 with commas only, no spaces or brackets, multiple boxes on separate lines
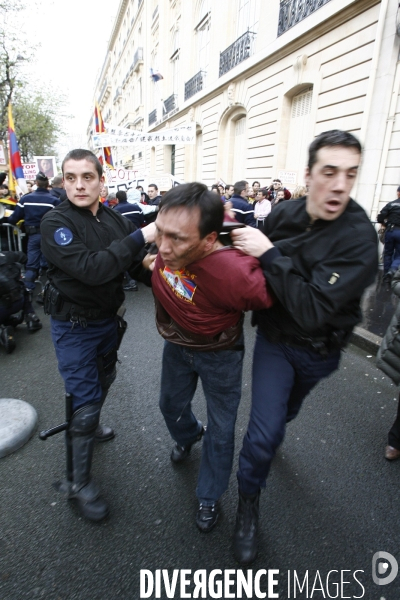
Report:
233,488,260,564
170,422,205,463
95,386,115,442
25,312,42,333
68,402,109,521
0,325,16,354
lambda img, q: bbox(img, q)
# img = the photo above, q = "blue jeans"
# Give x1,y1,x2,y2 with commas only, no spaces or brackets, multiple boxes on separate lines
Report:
384,228,400,273
159,339,244,505
51,317,118,411
237,331,341,495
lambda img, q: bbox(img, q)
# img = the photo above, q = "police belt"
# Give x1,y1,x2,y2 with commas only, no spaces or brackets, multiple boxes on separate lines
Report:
43,282,115,321
264,324,350,355
25,225,41,235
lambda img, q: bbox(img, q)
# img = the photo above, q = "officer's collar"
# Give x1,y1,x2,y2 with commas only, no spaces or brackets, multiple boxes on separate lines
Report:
67,198,104,216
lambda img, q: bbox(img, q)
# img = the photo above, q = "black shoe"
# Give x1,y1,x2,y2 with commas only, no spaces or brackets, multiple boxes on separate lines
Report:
233,489,260,565
196,502,219,533
170,424,205,463
0,326,16,354
123,281,138,291
3,311,24,328
25,313,42,333
69,480,109,522
95,424,115,442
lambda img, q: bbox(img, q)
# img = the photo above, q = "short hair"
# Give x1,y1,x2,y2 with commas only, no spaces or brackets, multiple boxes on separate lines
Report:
211,184,219,191
116,190,127,202
36,179,48,189
233,180,248,195
62,149,103,179
107,192,116,201
397,185,400,192
0,172,7,185
225,184,233,191
252,181,260,186
158,182,224,238
272,178,281,184
148,183,158,191
260,187,269,198
52,175,63,187
308,130,362,171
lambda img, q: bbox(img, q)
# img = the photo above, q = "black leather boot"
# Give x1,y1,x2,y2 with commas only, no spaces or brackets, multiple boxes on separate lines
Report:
233,489,260,564
68,402,109,521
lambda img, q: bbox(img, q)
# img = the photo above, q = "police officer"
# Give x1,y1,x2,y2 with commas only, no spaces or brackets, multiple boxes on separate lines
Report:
377,186,400,282
6,171,60,325
231,130,378,564
40,149,155,521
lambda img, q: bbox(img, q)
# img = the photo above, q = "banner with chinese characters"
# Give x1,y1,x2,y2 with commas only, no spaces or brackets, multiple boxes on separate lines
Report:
93,125,195,148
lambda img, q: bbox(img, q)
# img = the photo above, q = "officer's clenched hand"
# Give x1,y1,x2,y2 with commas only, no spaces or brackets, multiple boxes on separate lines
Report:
143,252,157,272
231,226,273,257
142,221,156,244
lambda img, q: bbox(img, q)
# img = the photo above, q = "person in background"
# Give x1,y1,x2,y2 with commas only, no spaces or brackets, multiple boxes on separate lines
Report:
50,175,67,202
377,185,400,283
230,180,256,227
254,188,271,229
292,185,307,199
147,183,162,206
222,184,234,202
271,188,286,209
268,178,292,203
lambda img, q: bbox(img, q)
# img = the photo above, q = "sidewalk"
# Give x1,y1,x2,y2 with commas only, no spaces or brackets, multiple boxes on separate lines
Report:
351,267,397,354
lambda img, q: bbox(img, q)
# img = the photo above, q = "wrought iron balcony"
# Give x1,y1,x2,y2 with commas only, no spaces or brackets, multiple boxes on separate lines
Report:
149,109,157,126
131,47,144,73
219,30,256,77
184,70,206,101
163,93,177,116
278,0,332,36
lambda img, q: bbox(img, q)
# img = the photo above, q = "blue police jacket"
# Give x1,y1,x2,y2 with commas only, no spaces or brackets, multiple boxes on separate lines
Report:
113,201,145,228
230,194,256,227
7,188,61,227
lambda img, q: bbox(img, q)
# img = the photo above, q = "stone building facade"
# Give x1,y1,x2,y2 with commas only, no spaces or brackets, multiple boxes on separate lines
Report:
90,0,400,217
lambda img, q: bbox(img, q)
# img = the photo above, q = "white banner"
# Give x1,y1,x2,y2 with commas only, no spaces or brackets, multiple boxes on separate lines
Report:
105,172,183,193
22,163,37,180
93,125,195,148
103,122,142,136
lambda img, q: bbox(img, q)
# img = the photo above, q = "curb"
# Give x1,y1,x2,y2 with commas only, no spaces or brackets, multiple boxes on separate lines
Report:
0,399,38,458
350,326,382,355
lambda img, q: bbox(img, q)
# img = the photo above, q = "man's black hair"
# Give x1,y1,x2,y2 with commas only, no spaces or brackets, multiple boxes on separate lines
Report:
308,130,362,171
252,181,260,186
62,149,103,179
260,187,269,198
158,182,224,239
225,184,233,191
0,172,7,186
148,183,158,191
116,190,127,203
233,180,248,196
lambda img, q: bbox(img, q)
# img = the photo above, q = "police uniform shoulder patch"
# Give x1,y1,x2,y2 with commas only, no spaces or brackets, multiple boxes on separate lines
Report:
54,227,73,246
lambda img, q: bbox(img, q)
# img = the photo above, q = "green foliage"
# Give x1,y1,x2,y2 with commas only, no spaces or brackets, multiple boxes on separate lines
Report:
0,0,65,160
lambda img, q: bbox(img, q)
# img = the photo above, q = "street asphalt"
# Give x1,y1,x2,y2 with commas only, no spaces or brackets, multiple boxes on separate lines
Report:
1,283,400,600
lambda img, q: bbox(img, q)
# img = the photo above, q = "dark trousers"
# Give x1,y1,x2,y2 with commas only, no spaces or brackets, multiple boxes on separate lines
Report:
384,228,400,274
25,233,44,290
388,392,400,450
51,317,118,412
237,331,341,495
159,339,244,505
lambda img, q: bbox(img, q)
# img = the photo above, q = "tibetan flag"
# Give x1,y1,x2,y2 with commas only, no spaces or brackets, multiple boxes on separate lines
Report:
8,104,27,196
150,68,164,82
94,103,114,169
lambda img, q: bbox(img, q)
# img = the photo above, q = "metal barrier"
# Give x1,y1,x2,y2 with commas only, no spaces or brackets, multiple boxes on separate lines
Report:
0,224,25,252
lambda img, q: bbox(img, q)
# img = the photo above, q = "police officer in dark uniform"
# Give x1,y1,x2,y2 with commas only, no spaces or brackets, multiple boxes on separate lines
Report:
40,149,156,522
377,186,400,282
230,130,378,564
6,171,60,326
